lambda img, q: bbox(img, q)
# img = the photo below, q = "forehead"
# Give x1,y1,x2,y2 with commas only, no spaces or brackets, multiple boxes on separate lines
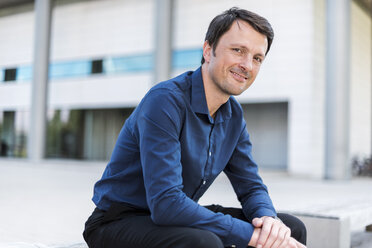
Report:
218,20,268,53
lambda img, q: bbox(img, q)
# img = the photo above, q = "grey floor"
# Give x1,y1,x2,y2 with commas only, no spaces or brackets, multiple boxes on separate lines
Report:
0,159,371,247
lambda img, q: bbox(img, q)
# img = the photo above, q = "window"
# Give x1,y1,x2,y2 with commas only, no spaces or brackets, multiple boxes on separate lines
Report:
91,59,103,74
49,61,91,79
4,68,17,82
17,66,33,82
104,54,153,74
172,48,203,69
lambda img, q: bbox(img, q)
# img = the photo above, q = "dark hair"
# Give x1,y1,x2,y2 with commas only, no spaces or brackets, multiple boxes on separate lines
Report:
201,7,274,64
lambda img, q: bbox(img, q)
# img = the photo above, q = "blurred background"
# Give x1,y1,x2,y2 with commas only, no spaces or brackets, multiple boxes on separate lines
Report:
0,0,371,247
0,0,371,178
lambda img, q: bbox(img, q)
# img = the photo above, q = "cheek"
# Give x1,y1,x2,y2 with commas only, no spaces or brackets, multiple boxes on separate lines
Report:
252,66,261,77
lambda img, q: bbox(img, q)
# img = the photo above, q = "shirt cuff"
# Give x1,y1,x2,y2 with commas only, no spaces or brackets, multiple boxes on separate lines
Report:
251,208,277,220
224,217,254,248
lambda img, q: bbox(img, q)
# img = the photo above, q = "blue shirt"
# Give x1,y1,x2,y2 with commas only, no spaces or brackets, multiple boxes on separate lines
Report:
92,67,276,248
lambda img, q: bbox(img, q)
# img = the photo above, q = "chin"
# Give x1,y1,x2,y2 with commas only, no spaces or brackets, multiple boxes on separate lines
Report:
226,88,245,96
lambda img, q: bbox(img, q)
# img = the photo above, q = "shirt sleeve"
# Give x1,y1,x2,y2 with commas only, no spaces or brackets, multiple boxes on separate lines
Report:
135,89,254,248
224,124,277,221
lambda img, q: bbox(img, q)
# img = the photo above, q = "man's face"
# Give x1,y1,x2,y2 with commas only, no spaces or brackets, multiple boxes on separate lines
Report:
203,20,268,97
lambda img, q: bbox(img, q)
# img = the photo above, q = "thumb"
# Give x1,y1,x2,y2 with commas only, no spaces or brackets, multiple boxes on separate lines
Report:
252,217,263,227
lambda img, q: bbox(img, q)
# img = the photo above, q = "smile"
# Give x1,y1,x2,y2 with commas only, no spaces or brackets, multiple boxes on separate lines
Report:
230,70,248,81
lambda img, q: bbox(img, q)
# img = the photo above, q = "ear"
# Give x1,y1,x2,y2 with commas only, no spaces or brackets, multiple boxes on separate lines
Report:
203,40,212,63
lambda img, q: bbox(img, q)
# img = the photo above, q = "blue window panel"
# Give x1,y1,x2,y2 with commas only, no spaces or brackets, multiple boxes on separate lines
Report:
104,54,153,74
49,61,91,79
17,66,33,82
172,48,202,69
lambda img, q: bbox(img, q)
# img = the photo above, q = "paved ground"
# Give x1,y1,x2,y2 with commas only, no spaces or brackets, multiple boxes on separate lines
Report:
0,159,371,247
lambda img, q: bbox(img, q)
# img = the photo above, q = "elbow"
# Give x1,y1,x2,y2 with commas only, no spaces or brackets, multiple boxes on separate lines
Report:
150,207,172,225
148,188,187,225
149,197,183,226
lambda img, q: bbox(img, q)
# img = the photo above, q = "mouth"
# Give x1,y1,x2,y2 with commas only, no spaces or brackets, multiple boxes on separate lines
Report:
230,70,248,82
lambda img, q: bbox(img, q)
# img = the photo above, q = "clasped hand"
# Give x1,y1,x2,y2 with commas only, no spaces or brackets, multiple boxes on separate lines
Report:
248,216,306,248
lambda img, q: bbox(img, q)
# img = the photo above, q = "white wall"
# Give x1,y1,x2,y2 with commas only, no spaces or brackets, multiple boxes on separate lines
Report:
0,0,371,177
350,1,372,158
0,73,150,109
0,4,34,67
51,0,154,60
0,0,154,110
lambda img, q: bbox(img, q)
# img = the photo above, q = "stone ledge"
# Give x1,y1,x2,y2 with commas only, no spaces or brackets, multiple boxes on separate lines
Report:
285,203,372,248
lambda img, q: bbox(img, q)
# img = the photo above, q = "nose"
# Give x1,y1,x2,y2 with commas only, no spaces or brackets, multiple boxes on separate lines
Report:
239,55,253,72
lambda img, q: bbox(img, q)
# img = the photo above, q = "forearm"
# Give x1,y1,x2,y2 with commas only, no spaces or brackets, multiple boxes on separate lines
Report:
248,227,262,247
149,190,254,248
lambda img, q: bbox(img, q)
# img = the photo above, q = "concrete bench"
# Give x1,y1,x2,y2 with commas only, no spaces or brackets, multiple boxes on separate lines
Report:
288,202,372,248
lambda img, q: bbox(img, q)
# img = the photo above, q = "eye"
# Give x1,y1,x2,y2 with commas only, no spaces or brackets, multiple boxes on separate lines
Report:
254,56,263,63
232,48,242,53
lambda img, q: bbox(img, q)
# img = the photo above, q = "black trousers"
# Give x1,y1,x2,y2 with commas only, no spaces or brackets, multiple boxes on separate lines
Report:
83,203,307,248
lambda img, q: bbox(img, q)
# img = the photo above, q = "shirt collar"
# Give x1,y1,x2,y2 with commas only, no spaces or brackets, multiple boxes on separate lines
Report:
191,67,232,123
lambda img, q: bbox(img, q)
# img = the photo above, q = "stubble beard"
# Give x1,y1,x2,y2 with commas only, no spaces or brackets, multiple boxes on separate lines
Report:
211,71,251,97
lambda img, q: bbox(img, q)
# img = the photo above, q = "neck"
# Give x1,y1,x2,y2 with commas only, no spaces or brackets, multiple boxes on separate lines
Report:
201,65,230,118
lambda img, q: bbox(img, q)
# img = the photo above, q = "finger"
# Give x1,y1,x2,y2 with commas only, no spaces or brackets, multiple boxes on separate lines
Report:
288,238,297,248
252,217,263,227
295,240,307,248
262,224,279,248
277,227,291,248
271,227,288,248
256,218,273,248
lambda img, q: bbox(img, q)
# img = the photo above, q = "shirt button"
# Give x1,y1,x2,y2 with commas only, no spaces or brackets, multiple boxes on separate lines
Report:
209,151,212,156
202,180,206,185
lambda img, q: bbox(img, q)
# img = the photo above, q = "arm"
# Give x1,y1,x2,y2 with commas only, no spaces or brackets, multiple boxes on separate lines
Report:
225,125,305,248
135,89,253,248
224,125,276,221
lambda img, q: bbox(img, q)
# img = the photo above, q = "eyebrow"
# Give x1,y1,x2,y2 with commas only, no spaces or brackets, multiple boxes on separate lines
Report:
230,43,266,58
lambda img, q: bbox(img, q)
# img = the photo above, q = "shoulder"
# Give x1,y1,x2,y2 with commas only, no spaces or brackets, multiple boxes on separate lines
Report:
145,70,193,102
135,71,194,122
229,96,245,121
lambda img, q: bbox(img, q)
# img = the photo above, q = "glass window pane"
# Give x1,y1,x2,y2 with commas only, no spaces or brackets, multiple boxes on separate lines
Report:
104,54,153,74
17,66,33,82
49,61,91,79
172,48,203,69
91,59,103,74
4,68,17,82
46,109,85,159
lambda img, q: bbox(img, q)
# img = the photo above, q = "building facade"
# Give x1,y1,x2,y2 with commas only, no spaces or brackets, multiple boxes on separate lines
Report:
0,0,371,178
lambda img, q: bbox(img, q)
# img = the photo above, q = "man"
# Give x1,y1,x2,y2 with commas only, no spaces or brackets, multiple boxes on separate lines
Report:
83,7,307,248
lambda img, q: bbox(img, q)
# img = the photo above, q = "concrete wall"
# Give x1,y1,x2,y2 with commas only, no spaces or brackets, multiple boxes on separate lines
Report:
0,0,371,177
51,0,154,60
0,0,154,111
0,4,34,67
350,1,372,158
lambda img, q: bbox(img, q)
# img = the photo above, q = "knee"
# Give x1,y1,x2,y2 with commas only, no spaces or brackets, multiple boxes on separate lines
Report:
178,230,224,248
292,217,307,244
277,213,307,245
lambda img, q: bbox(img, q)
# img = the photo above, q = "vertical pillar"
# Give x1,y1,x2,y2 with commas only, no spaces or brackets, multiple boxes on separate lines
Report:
370,3,372,159
325,0,351,179
28,0,53,161
154,0,173,83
